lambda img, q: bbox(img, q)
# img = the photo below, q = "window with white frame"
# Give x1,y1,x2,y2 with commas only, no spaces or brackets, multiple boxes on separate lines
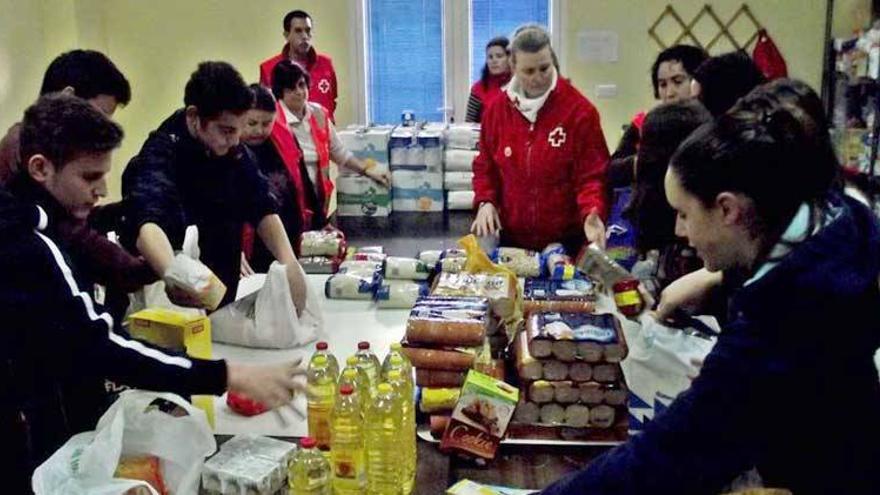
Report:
354,0,559,125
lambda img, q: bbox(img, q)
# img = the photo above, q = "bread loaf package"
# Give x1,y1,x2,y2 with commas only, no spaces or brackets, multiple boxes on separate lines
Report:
300,230,346,257
401,346,476,371
492,247,542,278
405,296,489,347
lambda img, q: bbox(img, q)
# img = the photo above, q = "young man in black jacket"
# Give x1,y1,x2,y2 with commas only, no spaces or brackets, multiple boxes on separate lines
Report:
122,61,307,311
1,94,305,493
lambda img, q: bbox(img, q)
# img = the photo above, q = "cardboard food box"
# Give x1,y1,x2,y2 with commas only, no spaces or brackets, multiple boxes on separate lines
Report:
128,308,214,427
440,370,519,460
391,170,444,212
337,175,392,217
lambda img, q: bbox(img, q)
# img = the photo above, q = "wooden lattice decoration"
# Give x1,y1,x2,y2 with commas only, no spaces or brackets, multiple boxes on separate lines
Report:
649,4,764,52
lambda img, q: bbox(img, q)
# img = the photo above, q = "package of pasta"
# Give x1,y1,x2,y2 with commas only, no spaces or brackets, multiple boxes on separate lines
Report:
375,280,429,309
384,256,430,280
348,251,387,263
300,230,346,257
324,272,380,300
405,297,489,346
338,260,383,277
523,278,596,315
401,345,476,371
438,248,467,273
526,312,627,363
418,249,443,268
299,256,341,274
491,247,542,278
419,387,461,413
432,272,516,321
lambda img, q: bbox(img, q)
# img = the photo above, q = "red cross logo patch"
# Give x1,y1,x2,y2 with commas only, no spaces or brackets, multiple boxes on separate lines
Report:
318,78,331,94
548,126,566,148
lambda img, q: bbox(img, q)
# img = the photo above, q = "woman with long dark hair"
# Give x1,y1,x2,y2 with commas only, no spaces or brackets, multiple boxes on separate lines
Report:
465,36,511,123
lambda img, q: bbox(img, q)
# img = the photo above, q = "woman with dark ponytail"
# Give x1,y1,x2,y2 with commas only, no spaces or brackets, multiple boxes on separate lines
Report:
543,80,880,495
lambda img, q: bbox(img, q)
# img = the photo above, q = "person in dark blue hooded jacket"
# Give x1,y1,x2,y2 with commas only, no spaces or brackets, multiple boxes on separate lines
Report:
542,80,880,495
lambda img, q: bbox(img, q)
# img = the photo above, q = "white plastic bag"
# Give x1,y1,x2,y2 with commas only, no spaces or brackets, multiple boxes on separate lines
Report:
32,390,216,495
210,261,322,349
621,314,719,432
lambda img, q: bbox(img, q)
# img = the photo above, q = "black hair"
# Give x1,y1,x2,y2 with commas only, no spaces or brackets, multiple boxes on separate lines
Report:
693,51,766,117
249,84,277,112
271,60,311,100
19,93,123,171
650,45,708,99
184,61,253,120
39,49,131,105
627,100,712,252
283,10,311,32
480,36,510,90
669,82,836,241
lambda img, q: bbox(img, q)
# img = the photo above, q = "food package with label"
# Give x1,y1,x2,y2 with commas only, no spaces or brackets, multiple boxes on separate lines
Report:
391,170,444,212
522,278,596,315
440,370,519,460
299,256,341,275
445,124,481,151
420,129,444,173
346,246,387,263
420,388,462,414
375,280,429,309
163,254,227,311
325,271,381,300
115,455,167,495
492,247,542,278
444,171,474,191
438,248,468,273
300,230,347,258
432,272,516,321
541,243,579,280
405,296,490,347
384,256,430,280
201,434,296,495
526,312,627,363
338,259,383,276
337,125,392,175
337,175,391,217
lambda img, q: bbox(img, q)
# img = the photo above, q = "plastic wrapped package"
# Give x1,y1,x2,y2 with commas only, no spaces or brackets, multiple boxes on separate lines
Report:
300,230,346,257
439,251,468,273
383,257,430,280
299,256,341,275
337,125,392,172
405,296,489,346
375,280,428,309
338,260,383,276
325,272,380,300
432,272,516,320
447,190,476,211
220,434,297,466
515,328,543,381
419,130,444,173
445,124,481,151
337,175,391,217
391,170,444,212
542,243,578,280
416,369,467,388
493,247,542,278
526,312,626,363
418,250,443,268
401,345,477,371
444,171,474,191
201,450,284,495
163,254,227,311
523,278,596,315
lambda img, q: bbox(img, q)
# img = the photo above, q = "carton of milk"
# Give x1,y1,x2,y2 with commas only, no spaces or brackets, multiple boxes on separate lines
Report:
391,170,444,212
337,175,391,217
338,125,392,177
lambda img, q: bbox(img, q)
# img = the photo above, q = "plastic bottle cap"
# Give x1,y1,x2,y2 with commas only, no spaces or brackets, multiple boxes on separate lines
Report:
390,355,403,366
346,356,358,365
316,341,328,351
343,369,357,379
390,342,402,351
300,437,317,449
357,341,370,350
314,355,327,365
339,384,354,395
387,369,401,380
377,383,392,394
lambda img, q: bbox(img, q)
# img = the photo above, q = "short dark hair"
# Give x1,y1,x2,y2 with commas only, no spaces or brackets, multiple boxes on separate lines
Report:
40,49,131,105
693,51,766,117
283,10,311,32
249,83,277,112
670,82,836,239
650,45,708,99
271,60,310,100
627,100,712,251
19,93,123,171
480,36,510,90
184,62,253,120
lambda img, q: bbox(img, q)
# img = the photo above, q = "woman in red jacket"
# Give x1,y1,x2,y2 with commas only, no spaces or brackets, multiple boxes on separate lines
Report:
466,36,511,123
471,25,609,252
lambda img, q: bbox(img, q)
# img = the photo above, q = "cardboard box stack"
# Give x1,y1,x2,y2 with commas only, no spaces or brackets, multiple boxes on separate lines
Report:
390,126,445,212
337,125,393,217
444,124,480,211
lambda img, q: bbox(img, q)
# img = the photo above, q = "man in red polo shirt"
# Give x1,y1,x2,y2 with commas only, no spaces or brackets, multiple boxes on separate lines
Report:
260,9,338,121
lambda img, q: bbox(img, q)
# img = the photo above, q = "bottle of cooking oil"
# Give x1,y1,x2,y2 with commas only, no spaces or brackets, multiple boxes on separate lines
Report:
338,363,368,414
330,384,366,494
289,437,330,494
355,341,381,396
307,355,336,450
364,383,402,495
311,341,339,380
381,342,412,378
385,369,415,494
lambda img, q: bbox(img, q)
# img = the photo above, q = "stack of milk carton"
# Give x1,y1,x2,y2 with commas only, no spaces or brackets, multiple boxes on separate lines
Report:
389,124,445,212
444,123,480,211
336,125,393,217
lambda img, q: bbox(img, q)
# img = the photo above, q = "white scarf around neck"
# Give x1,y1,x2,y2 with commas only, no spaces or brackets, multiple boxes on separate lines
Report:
505,67,558,123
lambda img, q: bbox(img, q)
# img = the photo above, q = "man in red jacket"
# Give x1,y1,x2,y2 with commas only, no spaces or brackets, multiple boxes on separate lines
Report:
259,10,338,122
471,25,609,253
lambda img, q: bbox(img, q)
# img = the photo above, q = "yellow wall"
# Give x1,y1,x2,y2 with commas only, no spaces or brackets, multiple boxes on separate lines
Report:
0,0,835,200
562,0,831,146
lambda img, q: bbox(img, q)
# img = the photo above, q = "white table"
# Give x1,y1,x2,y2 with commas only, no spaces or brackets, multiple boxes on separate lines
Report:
212,274,411,437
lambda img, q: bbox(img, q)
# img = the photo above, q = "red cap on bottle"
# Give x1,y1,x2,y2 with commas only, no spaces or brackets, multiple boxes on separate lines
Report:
357,341,370,350
316,341,328,351
339,384,354,395
300,437,317,449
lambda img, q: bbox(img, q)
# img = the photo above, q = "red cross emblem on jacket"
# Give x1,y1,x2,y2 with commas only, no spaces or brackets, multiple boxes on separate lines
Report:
548,126,566,148
318,79,331,94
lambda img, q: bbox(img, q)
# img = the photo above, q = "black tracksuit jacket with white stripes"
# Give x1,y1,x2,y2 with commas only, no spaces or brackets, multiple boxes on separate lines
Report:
0,186,227,492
